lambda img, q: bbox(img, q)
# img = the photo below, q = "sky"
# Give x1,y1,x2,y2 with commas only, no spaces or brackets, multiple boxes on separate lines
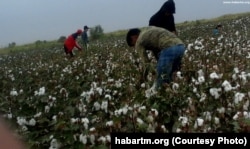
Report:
1,0,250,47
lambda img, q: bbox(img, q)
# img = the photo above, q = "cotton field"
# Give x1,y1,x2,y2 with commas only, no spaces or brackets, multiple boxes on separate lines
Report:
1,15,250,148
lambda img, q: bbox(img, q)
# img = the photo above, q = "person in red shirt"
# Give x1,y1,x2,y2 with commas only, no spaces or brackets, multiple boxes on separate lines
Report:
64,29,83,57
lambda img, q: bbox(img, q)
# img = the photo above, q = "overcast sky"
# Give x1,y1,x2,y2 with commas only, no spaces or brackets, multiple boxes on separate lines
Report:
1,0,250,47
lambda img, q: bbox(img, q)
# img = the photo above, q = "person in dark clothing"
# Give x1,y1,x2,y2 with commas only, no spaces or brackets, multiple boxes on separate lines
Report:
149,0,177,35
64,29,83,57
81,25,90,50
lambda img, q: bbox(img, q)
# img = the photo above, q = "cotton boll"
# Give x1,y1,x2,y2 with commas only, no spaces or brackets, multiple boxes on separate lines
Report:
79,134,87,144
106,121,113,127
136,118,144,125
214,117,220,125
234,92,245,104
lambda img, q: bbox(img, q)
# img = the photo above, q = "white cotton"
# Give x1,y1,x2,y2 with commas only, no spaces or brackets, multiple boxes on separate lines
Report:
233,112,241,120
28,118,36,126
101,101,108,113
147,115,154,122
7,113,12,119
10,89,18,96
93,102,101,111
81,118,89,124
222,80,233,92
214,117,220,125
197,69,204,77
198,76,205,84
136,118,144,125
234,92,245,104
172,83,179,91
233,67,240,74
98,136,106,144
145,82,157,98
209,72,221,79
49,139,59,149
104,94,112,100
45,105,50,113
96,87,103,95
89,134,95,145
122,106,128,115
243,100,249,110
199,92,207,102
176,71,183,79
217,107,225,114
17,117,27,126
176,128,182,133
203,111,212,121
209,88,221,99
178,116,189,127
194,118,204,128
106,135,111,143
106,120,113,127
151,109,158,117
141,83,146,88
243,111,250,119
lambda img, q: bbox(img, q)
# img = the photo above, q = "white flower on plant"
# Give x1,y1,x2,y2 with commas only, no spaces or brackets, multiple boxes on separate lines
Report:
209,88,221,99
98,136,106,144
21,126,28,132
79,134,87,144
7,113,12,119
49,139,59,149
233,112,241,120
147,115,154,122
176,128,182,133
104,94,112,100
34,86,45,96
172,83,179,91
176,71,183,79
198,76,205,84
243,111,250,119
243,100,249,110
28,118,36,126
45,105,50,113
209,72,222,79
145,82,157,98
214,117,220,125
106,121,113,127
81,118,89,130
17,117,27,126
141,83,146,88
222,80,233,92
194,118,204,129
203,111,212,121
71,118,79,124
96,87,103,95
199,92,207,102
151,109,158,117
115,80,122,88
233,67,240,74
10,88,18,96
89,134,95,145
136,118,144,125
101,101,108,113
106,135,111,143
178,116,189,127
52,115,57,122
217,107,225,114
93,101,101,111
234,92,245,105
34,112,42,118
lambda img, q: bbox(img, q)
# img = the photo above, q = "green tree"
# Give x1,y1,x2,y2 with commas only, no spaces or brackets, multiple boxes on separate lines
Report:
90,25,104,40
8,42,16,48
